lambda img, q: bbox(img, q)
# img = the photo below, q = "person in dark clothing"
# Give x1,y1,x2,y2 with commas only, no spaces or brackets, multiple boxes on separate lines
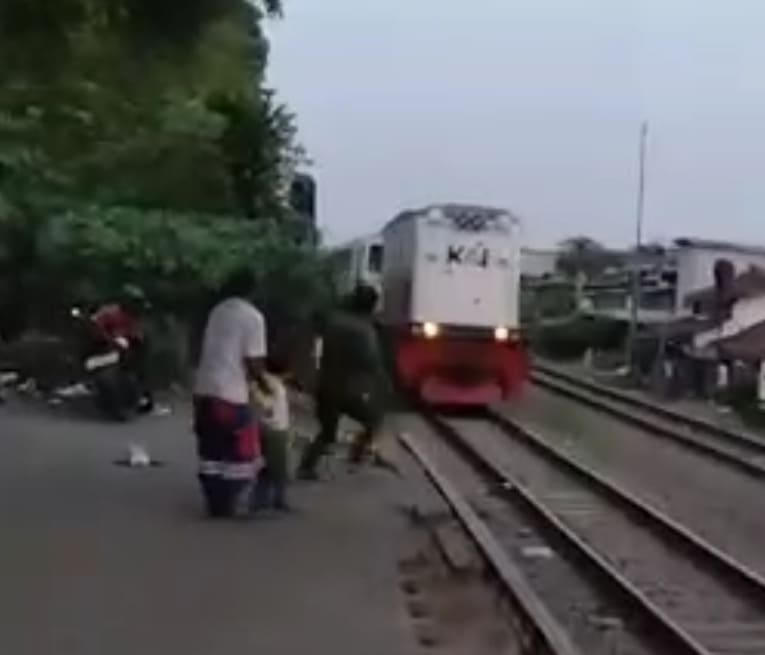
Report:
298,284,388,479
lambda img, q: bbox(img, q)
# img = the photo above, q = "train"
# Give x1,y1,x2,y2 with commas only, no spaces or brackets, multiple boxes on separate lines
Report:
329,234,384,298
333,203,527,406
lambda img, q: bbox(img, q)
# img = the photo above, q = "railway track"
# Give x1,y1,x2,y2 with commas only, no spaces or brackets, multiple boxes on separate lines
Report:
401,410,765,655
532,362,765,479
399,430,581,655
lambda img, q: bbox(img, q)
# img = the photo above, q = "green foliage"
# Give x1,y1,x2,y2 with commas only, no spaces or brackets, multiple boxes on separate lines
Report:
556,236,621,281
0,0,324,367
521,283,577,324
36,206,331,315
714,381,765,430
0,0,299,218
533,315,627,360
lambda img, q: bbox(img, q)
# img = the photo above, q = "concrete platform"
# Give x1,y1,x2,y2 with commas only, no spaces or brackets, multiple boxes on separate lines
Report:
0,400,416,655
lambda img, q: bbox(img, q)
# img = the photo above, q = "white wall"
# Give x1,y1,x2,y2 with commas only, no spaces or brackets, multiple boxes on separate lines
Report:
695,295,765,349
521,248,558,279
381,218,415,326
675,246,765,313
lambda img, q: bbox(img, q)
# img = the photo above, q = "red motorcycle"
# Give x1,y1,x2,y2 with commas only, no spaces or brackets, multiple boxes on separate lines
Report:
71,306,144,421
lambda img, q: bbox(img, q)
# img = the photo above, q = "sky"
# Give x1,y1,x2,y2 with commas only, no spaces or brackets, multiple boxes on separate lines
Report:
266,0,765,248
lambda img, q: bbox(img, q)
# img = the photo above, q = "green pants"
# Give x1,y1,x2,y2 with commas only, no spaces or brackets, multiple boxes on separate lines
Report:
254,427,290,508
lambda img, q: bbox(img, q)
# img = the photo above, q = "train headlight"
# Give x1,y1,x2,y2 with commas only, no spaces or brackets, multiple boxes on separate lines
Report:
423,322,440,339
494,326,510,342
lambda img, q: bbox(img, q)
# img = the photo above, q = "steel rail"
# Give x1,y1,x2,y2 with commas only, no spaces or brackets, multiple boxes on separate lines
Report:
398,431,582,655
531,365,765,479
488,408,765,602
422,412,712,654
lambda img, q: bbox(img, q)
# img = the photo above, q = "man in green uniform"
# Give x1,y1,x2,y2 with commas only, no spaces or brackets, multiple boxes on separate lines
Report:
298,284,388,479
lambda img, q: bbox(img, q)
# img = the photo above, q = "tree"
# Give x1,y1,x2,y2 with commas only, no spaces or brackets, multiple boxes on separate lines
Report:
0,0,295,217
556,236,620,281
0,0,325,344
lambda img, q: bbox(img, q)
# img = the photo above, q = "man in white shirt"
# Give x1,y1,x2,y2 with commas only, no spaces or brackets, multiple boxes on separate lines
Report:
193,269,270,518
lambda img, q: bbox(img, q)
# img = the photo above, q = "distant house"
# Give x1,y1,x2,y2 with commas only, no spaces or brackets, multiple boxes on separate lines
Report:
715,322,765,364
690,266,765,356
578,254,677,323
675,238,765,314
682,265,765,401
520,248,559,280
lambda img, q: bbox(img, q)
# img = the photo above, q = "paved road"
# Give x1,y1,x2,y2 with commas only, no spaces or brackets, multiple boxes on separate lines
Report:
0,400,414,655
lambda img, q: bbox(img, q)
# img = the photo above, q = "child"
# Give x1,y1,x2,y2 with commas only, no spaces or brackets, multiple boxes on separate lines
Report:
250,355,292,513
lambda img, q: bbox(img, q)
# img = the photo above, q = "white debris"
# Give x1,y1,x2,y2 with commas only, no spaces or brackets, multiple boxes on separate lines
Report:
127,444,151,468
0,372,19,386
520,545,555,560
54,383,90,399
152,404,172,417
588,615,624,631
17,379,37,394
339,429,356,445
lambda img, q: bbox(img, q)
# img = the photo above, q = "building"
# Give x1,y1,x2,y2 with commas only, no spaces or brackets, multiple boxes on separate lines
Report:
674,238,765,314
288,173,317,244
690,267,765,351
520,248,559,280
577,249,677,323
678,266,765,401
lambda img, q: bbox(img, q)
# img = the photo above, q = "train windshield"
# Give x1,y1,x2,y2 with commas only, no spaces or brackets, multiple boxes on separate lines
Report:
368,244,384,273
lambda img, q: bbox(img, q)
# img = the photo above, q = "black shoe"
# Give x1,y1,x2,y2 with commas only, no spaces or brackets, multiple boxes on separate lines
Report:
273,500,296,513
297,468,320,482
348,448,370,466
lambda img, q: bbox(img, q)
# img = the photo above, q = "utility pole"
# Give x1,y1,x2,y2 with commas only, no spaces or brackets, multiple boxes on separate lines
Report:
626,121,648,374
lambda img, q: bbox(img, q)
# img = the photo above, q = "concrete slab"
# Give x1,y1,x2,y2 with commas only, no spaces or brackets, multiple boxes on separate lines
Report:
0,401,416,655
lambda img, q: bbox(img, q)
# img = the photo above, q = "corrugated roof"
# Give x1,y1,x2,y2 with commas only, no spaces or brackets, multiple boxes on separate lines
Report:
675,237,765,257
387,203,520,230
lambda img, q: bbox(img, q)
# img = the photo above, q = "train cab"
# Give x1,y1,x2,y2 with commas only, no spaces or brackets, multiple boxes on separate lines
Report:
380,204,527,406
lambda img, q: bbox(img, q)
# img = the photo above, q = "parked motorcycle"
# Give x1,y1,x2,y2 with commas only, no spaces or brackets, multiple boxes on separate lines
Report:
70,307,143,421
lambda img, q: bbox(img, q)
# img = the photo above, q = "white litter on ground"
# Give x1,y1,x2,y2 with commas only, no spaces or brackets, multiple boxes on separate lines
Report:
128,444,152,467
520,545,555,560
588,615,624,631
54,383,90,399
17,379,37,394
0,372,20,386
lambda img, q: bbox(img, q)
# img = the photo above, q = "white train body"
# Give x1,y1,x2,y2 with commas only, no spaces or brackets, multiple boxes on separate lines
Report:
330,233,384,297
381,204,521,331
380,204,526,405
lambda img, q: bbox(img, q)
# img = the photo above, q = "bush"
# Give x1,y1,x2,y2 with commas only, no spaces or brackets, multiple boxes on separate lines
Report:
533,314,626,360
1,204,335,384
713,380,765,429
36,206,328,313
521,284,577,324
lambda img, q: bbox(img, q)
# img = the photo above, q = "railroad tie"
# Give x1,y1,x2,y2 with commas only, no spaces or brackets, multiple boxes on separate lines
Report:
542,490,600,521
683,620,765,654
